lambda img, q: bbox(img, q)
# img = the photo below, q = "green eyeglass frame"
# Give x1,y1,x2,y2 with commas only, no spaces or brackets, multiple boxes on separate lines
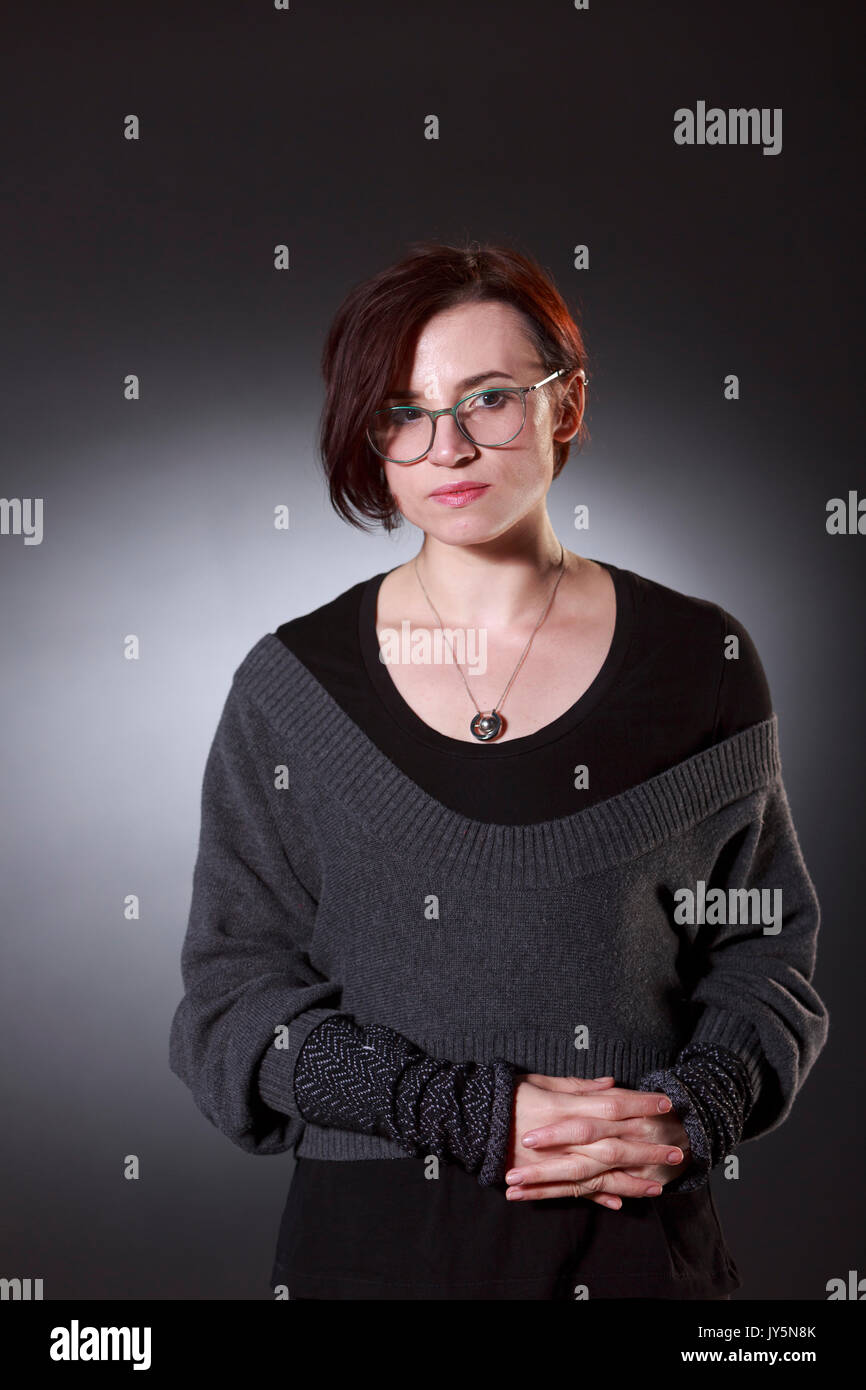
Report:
366,365,588,464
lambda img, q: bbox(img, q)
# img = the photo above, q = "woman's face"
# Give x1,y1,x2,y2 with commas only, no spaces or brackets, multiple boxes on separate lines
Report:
378,300,582,545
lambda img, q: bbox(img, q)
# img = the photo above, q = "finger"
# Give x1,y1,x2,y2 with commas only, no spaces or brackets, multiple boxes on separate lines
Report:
585,1193,623,1210
585,1138,685,1170
589,1193,623,1210
620,1169,671,1183
506,1169,663,1202
616,1113,687,1144
521,1092,673,1147
506,1145,678,1190
507,1139,683,1184
517,1173,653,1206
504,1182,623,1212
517,1113,616,1151
622,1159,690,1183
508,1184,622,1206
522,1074,617,1093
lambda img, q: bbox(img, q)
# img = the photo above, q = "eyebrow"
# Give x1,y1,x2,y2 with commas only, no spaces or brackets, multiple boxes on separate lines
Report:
384,370,518,401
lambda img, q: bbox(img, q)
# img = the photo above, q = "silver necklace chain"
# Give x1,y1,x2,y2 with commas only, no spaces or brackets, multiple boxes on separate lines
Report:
413,543,567,740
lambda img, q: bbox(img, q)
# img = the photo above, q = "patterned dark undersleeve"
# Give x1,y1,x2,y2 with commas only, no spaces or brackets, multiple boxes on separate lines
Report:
637,1044,756,1192
292,1015,519,1187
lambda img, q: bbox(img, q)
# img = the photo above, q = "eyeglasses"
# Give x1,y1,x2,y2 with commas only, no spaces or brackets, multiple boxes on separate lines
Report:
366,366,587,465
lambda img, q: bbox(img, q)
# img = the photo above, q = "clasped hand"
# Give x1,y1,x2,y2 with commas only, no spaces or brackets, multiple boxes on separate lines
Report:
504,1073,692,1209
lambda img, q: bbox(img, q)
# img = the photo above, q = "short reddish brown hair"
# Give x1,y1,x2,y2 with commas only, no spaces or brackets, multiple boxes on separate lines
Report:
318,238,590,533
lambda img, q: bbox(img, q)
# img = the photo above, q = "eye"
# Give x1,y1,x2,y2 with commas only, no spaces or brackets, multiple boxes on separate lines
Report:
467,390,508,410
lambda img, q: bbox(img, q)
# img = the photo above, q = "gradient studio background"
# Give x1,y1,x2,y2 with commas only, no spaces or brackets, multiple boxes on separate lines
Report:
2,1,862,1299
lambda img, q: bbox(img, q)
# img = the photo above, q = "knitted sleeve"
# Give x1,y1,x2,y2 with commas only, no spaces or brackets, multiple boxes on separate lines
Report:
636,767,827,1167
680,805,827,1143
169,682,345,1156
261,1013,518,1187
689,607,828,1143
637,1043,759,1193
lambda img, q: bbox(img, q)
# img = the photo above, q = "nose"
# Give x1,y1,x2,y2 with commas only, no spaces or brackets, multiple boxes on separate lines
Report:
426,411,477,466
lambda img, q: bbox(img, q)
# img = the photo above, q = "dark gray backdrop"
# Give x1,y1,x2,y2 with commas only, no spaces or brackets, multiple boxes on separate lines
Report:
2,0,862,1298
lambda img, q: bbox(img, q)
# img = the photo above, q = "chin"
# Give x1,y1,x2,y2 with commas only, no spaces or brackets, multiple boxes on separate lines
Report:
425,512,509,545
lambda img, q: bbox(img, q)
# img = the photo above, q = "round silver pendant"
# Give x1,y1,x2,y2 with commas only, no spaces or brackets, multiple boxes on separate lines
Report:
470,710,504,742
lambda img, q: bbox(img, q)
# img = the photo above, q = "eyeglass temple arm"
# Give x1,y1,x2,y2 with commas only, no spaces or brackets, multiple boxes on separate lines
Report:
528,366,588,392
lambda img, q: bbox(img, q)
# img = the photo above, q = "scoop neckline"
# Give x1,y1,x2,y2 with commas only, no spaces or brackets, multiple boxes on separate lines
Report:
358,557,635,758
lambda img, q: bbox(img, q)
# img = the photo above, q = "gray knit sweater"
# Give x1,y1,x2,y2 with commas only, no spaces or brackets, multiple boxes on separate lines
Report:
169,635,828,1181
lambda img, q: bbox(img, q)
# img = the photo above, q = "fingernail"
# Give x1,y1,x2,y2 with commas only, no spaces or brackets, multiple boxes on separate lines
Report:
522,1134,538,1146
505,1172,524,1184
506,1188,525,1200
667,1150,683,1163
658,1097,672,1112
647,1184,663,1195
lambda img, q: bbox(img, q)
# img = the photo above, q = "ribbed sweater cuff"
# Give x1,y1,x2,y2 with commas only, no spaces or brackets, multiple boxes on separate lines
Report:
684,1004,767,1104
638,1043,756,1193
479,1059,521,1187
256,1007,346,1119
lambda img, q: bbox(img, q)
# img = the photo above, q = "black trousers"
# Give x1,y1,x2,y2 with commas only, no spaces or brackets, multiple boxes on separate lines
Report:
273,1156,741,1301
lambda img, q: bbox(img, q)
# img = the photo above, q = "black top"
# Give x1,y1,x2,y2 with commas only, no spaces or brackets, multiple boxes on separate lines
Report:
268,559,772,1300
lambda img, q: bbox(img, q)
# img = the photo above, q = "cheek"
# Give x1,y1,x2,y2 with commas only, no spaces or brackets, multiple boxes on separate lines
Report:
384,473,425,521
506,454,552,500
385,481,405,515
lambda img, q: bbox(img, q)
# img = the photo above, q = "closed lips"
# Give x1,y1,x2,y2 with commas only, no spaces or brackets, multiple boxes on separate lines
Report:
429,482,489,496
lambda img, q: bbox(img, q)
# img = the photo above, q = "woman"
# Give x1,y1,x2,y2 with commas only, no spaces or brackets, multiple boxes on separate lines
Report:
169,240,828,1300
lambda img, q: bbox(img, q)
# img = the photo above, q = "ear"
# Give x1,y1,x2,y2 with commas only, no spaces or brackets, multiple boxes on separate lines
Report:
552,369,586,444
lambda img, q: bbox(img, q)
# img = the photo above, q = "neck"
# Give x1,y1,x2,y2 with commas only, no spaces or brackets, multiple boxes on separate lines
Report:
415,512,570,629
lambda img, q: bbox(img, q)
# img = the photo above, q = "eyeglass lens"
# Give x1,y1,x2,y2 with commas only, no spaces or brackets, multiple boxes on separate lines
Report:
369,388,525,463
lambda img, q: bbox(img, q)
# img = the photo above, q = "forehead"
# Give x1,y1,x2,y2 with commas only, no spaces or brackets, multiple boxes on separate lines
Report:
412,300,531,358
391,300,536,398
